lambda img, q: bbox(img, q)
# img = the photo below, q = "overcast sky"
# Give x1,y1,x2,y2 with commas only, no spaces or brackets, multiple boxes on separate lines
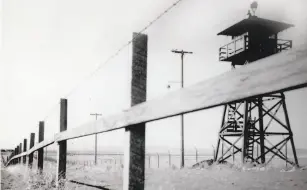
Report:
1,0,307,153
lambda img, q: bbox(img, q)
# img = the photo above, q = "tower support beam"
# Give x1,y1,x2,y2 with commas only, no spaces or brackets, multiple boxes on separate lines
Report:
281,93,299,166
215,93,299,167
258,97,265,164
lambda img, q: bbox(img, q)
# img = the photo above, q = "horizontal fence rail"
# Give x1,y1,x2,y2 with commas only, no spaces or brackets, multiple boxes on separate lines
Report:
55,43,307,141
6,43,307,163
5,34,307,190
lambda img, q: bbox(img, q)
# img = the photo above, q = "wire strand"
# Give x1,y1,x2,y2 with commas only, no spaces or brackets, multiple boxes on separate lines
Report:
40,0,185,122
63,0,184,98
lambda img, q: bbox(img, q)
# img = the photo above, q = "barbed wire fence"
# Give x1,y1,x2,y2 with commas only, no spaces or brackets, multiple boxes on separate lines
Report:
41,147,215,169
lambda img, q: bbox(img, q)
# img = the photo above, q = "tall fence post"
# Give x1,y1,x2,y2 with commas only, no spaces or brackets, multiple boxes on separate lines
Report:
23,139,27,164
17,146,20,164
123,33,148,190
16,146,18,164
13,147,16,164
38,121,45,173
19,143,22,163
11,148,14,165
28,133,35,168
14,147,17,164
56,99,67,187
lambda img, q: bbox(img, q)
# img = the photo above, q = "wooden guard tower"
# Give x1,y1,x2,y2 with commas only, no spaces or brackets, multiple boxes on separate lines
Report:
214,2,299,166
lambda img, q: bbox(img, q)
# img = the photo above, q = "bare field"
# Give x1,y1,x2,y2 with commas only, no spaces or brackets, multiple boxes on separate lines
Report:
1,156,307,190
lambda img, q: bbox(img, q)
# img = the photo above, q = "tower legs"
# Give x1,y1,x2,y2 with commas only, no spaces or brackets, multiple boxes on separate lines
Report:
281,93,299,166
215,93,299,167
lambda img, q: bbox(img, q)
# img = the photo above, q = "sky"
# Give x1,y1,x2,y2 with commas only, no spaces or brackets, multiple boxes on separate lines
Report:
1,0,307,154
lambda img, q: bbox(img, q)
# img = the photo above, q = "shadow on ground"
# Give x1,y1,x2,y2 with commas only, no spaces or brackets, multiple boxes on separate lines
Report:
69,180,111,190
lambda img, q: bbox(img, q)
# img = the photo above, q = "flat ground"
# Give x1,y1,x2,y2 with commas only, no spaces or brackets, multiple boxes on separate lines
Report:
1,162,307,190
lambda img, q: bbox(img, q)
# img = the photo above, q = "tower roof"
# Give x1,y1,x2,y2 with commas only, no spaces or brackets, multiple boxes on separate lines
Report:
217,16,294,36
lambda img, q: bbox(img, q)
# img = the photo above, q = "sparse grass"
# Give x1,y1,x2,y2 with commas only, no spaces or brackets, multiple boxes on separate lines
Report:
2,157,307,190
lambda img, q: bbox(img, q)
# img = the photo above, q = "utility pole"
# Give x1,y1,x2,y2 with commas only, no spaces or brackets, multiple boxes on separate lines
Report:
171,49,193,168
90,113,102,165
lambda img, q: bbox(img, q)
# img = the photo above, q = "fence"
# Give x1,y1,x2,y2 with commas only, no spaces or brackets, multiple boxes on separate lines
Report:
39,151,212,169
4,33,307,190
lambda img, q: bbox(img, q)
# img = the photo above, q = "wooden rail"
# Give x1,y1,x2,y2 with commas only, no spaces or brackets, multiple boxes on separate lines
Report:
219,35,246,60
5,34,307,190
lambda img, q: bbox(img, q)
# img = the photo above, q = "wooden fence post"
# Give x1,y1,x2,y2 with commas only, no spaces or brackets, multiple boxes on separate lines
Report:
56,98,67,187
12,147,15,164
11,148,14,165
16,146,19,164
19,143,22,163
14,147,17,164
23,139,27,164
38,121,45,173
123,33,147,190
28,133,35,168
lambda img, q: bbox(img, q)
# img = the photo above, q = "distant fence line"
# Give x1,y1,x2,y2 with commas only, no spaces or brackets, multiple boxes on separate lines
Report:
41,151,212,169
5,32,307,190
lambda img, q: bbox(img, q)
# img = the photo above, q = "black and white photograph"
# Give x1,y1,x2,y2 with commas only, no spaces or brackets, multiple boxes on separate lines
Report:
1,0,307,189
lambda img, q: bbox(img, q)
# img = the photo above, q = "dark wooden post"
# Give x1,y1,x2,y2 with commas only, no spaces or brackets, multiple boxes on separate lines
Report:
23,139,27,164
12,148,14,164
16,146,19,164
123,33,147,190
38,121,45,172
14,147,17,164
17,146,19,164
19,143,22,163
56,99,67,187
10,149,14,165
28,133,35,168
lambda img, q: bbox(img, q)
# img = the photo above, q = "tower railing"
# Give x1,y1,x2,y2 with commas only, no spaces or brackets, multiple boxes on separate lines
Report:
219,36,292,61
219,35,248,61
277,39,292,52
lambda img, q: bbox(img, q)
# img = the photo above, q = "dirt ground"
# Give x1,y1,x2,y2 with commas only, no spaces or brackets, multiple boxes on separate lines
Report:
1,163,307,190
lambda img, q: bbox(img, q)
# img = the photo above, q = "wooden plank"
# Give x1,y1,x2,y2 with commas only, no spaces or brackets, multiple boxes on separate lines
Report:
28,133,35,168
56,99,67,187
23,139,27,164
54,43,307,142
6,152,26,166
6,138,54,166
123,33,147,190
38,121,45,172
28,138,54,154
13,152,27,159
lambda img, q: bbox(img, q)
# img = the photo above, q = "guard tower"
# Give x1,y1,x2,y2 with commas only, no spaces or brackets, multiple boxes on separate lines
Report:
214,2,299,167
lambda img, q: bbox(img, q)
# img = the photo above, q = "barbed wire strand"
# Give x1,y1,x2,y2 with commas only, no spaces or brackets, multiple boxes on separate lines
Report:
40,0,185,122
63,0,184,98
